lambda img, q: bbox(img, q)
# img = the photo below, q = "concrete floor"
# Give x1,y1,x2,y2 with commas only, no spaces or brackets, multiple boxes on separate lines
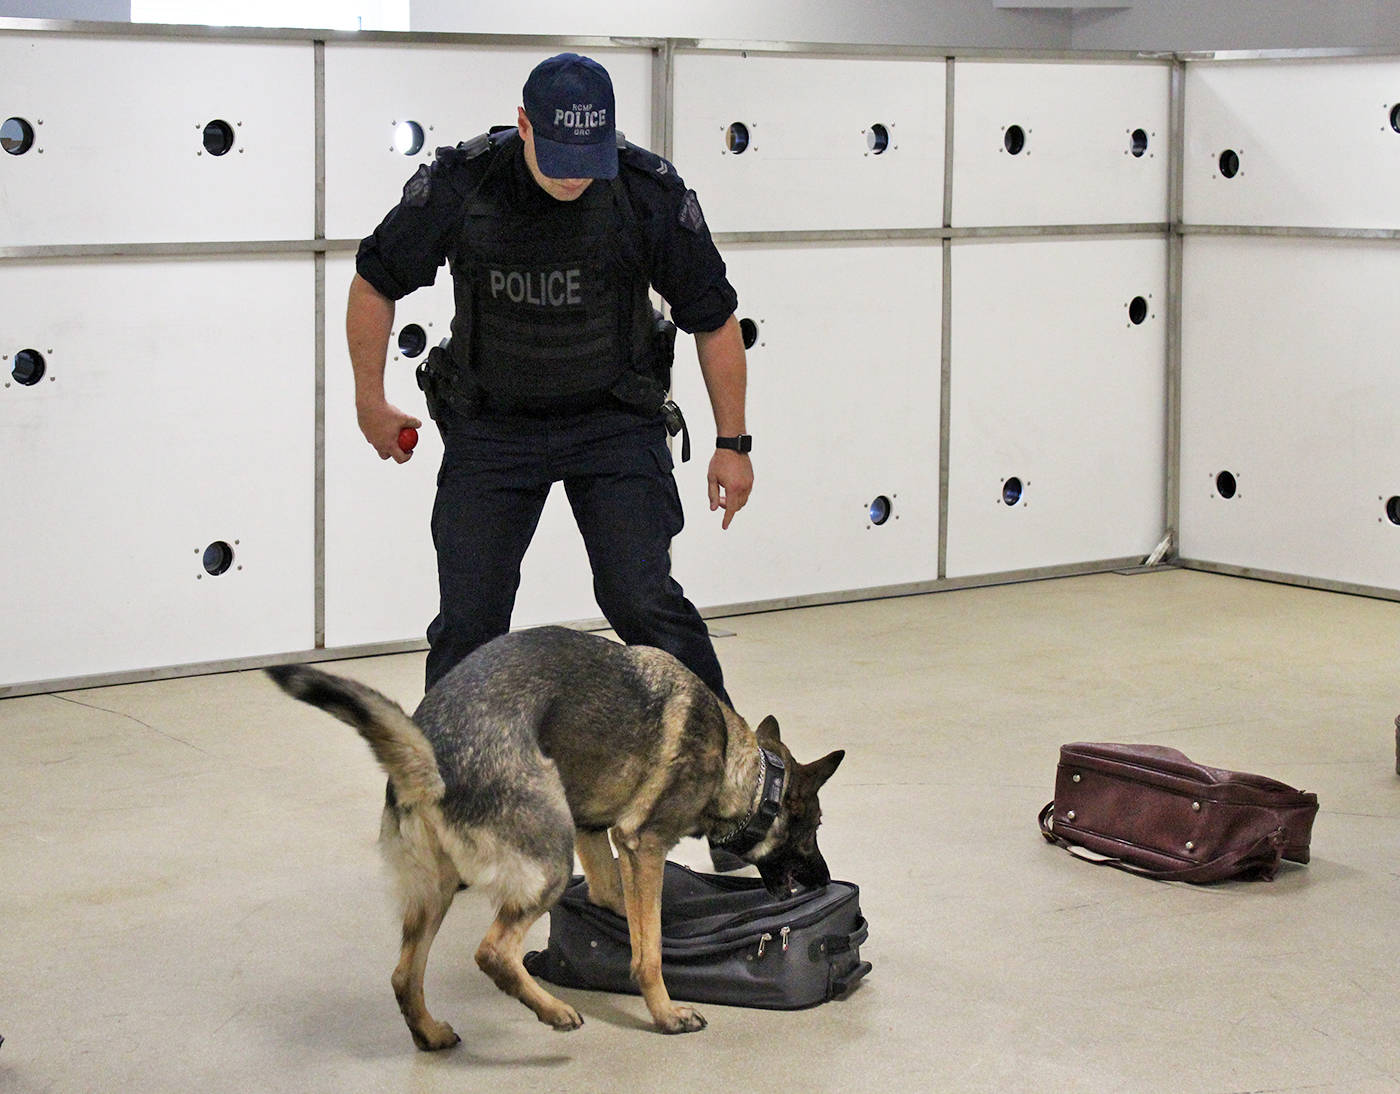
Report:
2,569,1399,1093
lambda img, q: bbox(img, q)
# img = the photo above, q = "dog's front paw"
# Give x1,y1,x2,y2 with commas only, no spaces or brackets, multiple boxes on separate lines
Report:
657,1005,707,1034
542,1002,584,1031
411,1021,461,1052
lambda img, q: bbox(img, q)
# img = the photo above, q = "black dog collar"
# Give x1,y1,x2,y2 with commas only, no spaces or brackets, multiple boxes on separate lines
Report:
712,747,785,856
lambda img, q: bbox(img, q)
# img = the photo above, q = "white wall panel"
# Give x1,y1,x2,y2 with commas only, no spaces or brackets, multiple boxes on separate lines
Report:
1180,236,1400,589
670,53,946,232
951,61,1171,226
670,243,942,607
324,43,654,241
0,257,316,687
1184,60,1400,229
946,238,1166,577
0,35,313,246
321,258,599,649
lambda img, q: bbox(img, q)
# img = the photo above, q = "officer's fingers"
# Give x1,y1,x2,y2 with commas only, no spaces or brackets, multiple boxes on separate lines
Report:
708,471,722,512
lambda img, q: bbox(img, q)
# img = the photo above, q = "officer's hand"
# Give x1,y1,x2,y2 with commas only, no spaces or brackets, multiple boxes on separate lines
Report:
357,400,423,464
708,449,753,530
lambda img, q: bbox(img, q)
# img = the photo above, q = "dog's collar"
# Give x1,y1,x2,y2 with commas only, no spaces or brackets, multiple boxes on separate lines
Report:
712,746,785,856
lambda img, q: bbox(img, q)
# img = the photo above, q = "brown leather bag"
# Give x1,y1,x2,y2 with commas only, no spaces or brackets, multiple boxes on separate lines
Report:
1039,742,1319,883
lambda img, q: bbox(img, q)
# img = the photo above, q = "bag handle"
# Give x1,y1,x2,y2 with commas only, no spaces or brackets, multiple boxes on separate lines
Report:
1039,801,1286,883
808,916,869,961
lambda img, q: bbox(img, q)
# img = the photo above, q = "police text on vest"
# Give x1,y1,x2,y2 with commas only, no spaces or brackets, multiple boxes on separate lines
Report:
489,268,583,307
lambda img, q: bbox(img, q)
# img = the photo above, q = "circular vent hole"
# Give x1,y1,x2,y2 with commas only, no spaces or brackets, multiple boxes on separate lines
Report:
394,120,425,156
1004,125,1026,155
867,123,890,154
1,116,35,155
1131,128,1149,157
11,348,46,386
203,119,235,156
1386,497,1400,525
1216,471,1238,499
203,541,235,576
397,323,428,358
1128,296,1149,325
1002,477,1024,506
1390,104,1400,134
726,122,750,154
738,317,759,350
868,495,892,526
1218,149,1240,178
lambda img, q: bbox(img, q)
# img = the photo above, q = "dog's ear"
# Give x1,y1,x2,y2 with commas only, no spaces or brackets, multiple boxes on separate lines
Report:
802,749,845,790
756,716,781,745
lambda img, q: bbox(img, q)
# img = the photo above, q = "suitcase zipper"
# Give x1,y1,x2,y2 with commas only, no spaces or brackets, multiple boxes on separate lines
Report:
756,926,791,959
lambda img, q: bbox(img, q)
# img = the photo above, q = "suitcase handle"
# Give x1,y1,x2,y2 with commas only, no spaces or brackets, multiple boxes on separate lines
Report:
809,915,868,961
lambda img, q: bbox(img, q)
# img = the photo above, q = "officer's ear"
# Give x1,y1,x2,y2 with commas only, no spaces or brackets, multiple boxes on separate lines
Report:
516,106,531,138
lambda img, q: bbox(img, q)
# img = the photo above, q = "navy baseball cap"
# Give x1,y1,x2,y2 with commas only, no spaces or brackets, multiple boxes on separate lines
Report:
522,53,618,180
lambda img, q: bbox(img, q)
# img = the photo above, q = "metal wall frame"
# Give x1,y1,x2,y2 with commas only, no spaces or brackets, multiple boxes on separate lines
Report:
3,18,1396,696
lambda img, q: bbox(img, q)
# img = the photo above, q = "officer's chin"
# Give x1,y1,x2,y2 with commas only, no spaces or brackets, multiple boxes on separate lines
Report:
545,178,592,201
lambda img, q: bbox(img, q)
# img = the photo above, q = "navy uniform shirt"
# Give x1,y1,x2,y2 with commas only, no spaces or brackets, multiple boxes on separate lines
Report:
355,131,738,335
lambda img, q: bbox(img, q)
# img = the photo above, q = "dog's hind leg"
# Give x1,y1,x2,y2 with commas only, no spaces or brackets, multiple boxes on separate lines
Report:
390,870,461,1051
575,830,626,917
613,833,707,1034
474,855,583,1031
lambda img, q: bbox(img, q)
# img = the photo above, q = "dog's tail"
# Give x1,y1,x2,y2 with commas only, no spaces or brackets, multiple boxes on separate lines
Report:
264,665,444,807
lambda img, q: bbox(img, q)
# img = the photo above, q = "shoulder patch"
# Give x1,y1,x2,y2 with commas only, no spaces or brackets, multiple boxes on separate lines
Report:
678,189,706,234
619,141,685,190
402,163,433,207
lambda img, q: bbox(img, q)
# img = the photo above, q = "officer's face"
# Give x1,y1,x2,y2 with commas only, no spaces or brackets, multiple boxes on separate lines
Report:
518,108,594,203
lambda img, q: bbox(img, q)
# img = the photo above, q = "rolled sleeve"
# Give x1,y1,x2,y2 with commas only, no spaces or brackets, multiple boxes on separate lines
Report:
630,173,738,334
354,162,467,301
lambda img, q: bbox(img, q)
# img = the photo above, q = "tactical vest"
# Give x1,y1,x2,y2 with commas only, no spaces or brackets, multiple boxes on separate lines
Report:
446,133,657,414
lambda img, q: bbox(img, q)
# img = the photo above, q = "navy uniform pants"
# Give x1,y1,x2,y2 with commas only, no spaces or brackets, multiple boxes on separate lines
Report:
424,408,728,704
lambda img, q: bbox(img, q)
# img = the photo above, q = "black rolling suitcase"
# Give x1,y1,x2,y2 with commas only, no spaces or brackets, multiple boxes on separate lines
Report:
525,861,870,1010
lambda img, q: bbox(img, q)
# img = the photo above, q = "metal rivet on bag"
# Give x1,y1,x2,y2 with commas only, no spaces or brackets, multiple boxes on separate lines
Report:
1066,810,1077,821
1185,841,1196,852
1192,802,1202,812
1072,773,1082,783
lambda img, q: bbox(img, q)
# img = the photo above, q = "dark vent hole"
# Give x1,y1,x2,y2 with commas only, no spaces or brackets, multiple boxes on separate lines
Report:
726,122,750,154
1004,125,1026,155
1391,104,1400,135
1,116,35,155
203,541,235,576
11,348,45,386
397,323,428,358
1386,497,1400,525
1128,296,1149,325
1216,471,1237,499
867,123,890,154
1219,149,1240,178
868,496,892,526
1131,128,1149,157
739,317,759,349
1002,477,1024,506
203,119,235,156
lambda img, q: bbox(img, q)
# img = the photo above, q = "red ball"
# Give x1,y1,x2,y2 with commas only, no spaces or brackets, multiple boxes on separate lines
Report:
398,426,419,453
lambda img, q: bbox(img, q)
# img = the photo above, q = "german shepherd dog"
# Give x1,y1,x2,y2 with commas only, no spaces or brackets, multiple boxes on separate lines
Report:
265,626,843,1048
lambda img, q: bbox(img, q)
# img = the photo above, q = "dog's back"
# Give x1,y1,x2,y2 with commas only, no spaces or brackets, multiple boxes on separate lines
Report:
418,627,730,841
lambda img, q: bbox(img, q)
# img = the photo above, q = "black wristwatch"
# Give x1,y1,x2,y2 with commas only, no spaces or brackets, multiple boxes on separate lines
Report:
715,434,753,454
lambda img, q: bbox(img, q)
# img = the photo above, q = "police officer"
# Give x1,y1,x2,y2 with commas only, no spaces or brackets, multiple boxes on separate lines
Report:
346,53,752,702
